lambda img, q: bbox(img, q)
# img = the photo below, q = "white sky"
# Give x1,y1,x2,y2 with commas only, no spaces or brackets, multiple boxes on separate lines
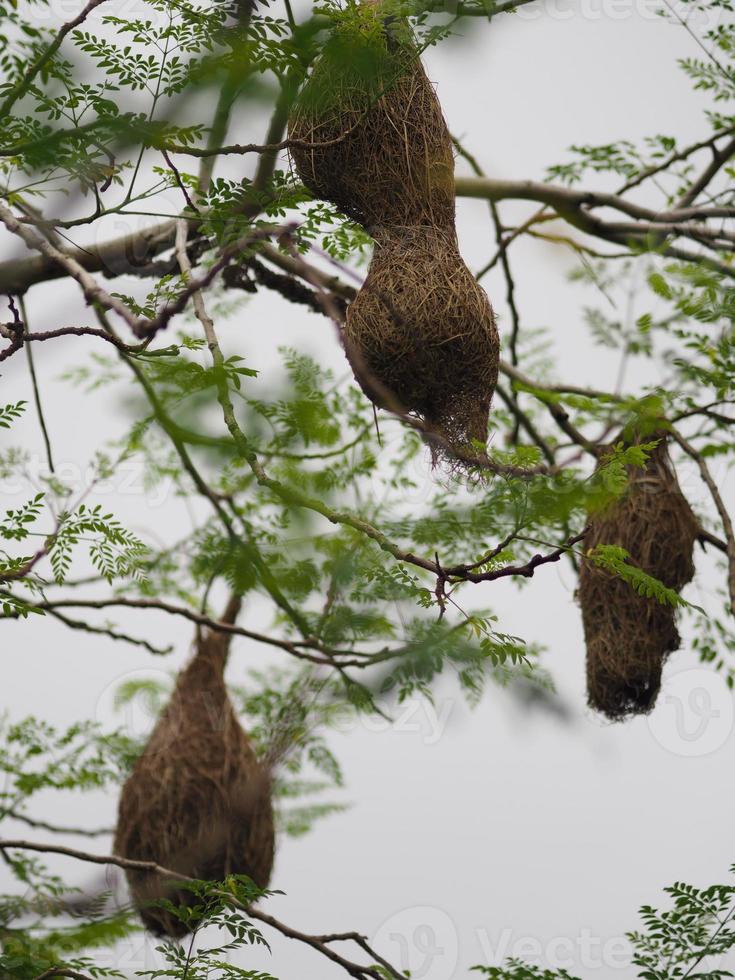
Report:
2,2,735,979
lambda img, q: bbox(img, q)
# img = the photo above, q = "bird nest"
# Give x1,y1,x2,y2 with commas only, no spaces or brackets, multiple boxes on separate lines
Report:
114,598,274,937
344,226,498,453
288,5,498,457
288,21,455,231
579,437,698,720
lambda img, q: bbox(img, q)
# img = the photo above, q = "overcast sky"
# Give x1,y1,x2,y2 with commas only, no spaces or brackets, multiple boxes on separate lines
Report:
2,2,735,979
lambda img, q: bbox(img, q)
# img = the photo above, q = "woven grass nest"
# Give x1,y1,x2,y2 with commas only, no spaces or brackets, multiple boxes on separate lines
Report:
288,3,498,456
579,436,699,721
114,596,274,937
288,19,455,230
344,226,498,452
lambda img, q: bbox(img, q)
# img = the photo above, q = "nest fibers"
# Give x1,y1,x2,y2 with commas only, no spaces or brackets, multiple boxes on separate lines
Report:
579,437,699,720
114,596,274,937
288,28,455,230
288,5,498,456
344,226,498,450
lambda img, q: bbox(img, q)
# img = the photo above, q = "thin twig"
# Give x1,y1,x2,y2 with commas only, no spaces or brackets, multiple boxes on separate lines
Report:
4,810,112,838
671,429,735,615
18,295,55,471
0,202,140,331
43,606,173,655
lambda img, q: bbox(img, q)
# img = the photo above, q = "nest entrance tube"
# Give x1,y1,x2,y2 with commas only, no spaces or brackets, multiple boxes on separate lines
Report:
288,5,499,458
579,437,698,720
114,596,274,937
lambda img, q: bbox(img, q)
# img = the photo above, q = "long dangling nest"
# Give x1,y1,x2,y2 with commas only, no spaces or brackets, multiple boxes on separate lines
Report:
288,19,455,231
579,437,699,720
344,226,499,452
114,596,274,937
288,4,498,457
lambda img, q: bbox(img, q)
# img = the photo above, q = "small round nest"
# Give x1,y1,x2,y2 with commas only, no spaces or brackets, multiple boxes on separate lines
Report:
344,227,499,452
288,19,455,231
114,597,274,937
579,437,698,720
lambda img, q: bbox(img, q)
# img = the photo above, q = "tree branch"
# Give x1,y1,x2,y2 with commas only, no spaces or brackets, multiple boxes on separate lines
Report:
676,135,735,209
0,202,140,331
0,838,405,980
671,430,735,615
0,593,341,665
3,169,734,296
3,811,112,838
42,606,174,655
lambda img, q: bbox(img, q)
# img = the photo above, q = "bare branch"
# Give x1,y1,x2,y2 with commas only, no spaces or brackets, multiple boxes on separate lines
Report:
4,810,113,838
35,969,95,980
42,606,174,655
616,127,735,194
3,164,734,297
0,202,140,331
671,430,735,615
0,324,151,363
0,593,347,665
0,838,404,980
676,135,735,209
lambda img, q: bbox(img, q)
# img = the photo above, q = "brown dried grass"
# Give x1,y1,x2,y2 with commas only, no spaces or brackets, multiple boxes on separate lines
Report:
579,437,699,720
114,596,274,937
288,8,498,455
344,226,499,452
288,26,454,231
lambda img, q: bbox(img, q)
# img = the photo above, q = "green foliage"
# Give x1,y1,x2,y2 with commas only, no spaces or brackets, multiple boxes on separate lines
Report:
474,964,580,980
1,0,735,977
0,402,27,429
0,493,45,542
147,876,271,955
473,864,735,980
46,504,149,585
0,715,139,804
234,669,348,836
0,718,143,973
584,544,690,608
688,588,735,688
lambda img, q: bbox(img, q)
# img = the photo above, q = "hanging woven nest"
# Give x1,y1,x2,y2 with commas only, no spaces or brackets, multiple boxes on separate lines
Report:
288,1,498,458
579,436,699,720
288,14,455,231
344,226,499,453
114,595,274,937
